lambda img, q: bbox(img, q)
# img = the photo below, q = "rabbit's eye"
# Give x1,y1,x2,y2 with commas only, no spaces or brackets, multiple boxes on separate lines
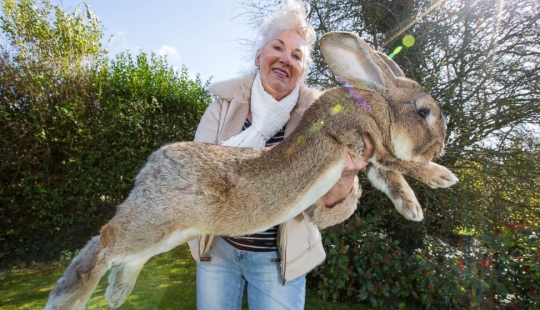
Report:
418,108,430,118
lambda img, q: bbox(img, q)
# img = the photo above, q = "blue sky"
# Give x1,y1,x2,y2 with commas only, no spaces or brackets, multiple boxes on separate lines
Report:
53,0,259,83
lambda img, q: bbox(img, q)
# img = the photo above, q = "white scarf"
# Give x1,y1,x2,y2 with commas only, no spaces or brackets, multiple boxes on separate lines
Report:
221,72,300,148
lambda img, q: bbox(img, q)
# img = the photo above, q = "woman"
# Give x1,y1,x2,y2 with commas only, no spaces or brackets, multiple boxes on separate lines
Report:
188,1,374,309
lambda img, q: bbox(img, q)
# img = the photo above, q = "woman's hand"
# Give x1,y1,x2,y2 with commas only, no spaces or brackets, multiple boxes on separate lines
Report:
321,133,374,207
343,132,374,175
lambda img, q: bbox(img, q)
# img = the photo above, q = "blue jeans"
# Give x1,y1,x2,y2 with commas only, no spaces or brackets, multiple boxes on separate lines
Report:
196,237,306,310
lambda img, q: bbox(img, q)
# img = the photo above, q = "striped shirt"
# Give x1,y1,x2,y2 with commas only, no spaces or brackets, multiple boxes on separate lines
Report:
222,119,285,252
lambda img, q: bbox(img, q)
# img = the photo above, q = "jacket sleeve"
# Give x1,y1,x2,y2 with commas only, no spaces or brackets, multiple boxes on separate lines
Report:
304,176,362,229
194,99,222,144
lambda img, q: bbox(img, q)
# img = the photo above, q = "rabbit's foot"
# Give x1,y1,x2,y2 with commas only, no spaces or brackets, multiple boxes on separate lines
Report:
105,257,148,308
367,167,423,221
423,163,459,188
392,193,424,221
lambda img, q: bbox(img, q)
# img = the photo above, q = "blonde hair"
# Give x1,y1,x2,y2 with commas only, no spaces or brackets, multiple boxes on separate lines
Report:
255,0,316,72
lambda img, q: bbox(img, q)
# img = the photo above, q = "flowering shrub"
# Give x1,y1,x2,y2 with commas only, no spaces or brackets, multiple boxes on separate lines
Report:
479,221,540,308
309,199,408,308
310,215,540,309
310,215,402,307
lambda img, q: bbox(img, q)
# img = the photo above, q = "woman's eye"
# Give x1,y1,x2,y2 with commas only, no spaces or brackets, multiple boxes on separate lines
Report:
274,46,283,51
293,54,301,60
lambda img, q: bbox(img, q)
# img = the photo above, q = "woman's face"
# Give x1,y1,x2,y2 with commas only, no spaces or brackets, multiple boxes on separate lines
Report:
255,29,307,101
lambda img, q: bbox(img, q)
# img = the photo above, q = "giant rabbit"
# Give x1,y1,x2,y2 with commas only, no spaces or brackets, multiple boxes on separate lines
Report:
45,31,458,309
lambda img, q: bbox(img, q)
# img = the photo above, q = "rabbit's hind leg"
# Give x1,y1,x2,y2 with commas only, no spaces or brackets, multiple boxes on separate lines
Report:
104,227,201,308
105,256,150,308
367,166,423,221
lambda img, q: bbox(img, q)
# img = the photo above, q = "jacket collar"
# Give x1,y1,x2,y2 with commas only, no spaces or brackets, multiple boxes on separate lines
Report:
208,73,255,104
208,72,321,137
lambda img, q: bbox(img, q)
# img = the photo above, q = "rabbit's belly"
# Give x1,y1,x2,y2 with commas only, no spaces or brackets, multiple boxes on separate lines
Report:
278,159,346,224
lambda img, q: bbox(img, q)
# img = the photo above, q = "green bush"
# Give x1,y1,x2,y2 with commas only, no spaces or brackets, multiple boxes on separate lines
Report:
0,0,212,267
400,222,540,309
479,221,540,308
0,51,211,267
309,191,408,308
310,203,540,309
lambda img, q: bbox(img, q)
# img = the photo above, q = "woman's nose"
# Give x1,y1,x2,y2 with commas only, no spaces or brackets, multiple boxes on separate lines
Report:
280,54,291,65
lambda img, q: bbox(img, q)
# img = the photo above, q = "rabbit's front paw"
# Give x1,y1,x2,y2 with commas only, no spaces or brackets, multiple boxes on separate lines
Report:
424,163,459,188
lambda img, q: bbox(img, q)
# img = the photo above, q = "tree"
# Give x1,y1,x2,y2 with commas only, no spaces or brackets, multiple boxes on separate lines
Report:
242,1,540,305
242,0,540,236
0,0,107,70
1,1,110,265
402,0,540,234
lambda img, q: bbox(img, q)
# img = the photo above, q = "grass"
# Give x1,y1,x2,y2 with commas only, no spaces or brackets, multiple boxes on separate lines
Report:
1,245,197,309
0,244,367,309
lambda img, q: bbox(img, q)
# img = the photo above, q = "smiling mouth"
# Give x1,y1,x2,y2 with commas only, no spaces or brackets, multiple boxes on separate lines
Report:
272,68,289,78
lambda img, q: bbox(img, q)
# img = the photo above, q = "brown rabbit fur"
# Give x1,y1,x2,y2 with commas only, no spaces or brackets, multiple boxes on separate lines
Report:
45,32,457,310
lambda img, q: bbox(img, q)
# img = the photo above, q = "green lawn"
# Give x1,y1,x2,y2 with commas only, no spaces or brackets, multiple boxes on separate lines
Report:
0,245,366,309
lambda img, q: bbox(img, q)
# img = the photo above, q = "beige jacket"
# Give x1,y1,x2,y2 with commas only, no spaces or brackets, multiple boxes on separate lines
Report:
188,73,361,282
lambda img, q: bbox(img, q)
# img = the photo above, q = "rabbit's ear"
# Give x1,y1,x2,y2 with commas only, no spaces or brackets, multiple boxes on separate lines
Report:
374,51,406,77
320,32,394,91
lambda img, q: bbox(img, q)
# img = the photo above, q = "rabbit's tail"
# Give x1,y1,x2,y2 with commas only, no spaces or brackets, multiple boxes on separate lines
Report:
105,256,151,308
45,235,108,310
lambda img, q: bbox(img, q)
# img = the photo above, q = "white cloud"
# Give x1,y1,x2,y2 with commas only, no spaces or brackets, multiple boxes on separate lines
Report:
157,45,181,63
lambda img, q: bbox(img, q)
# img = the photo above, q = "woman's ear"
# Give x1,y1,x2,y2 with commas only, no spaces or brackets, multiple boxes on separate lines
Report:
255,50,261,68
